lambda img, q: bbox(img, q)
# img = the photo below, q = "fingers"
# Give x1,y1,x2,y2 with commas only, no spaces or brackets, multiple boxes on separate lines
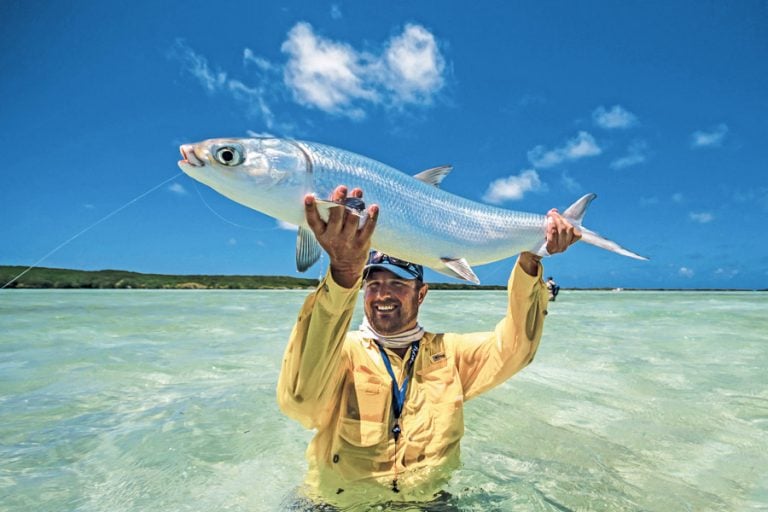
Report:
330,185,348,203
545,209,582,255
304,194,325,235
306,186,374,240
358,204,379,241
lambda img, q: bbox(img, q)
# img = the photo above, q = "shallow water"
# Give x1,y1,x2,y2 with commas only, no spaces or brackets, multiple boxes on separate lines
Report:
1,289,766,511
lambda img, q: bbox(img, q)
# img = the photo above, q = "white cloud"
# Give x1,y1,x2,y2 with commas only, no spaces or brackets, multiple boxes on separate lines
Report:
282,22,376,118
330,4,342,19
528,131,602,168
281,22,445,117
228,79,275,128
170,40,281,131
169,40,227,92
382,24,445,105
672,193,685,203
689,212,714,223
732,187,768,211
593,105,638,129
611,140,647,170
246,129,276,138
679,267,695,278
715,267,739,279
277,220,298,231
171,23,447,127
168,183,187,195
243,48,274,71
483,169,543,203
691,124,728,148
560,171,582,193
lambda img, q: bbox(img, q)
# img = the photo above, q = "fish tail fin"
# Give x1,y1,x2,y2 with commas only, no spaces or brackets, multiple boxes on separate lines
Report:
578,227,648,260
559,193,648,261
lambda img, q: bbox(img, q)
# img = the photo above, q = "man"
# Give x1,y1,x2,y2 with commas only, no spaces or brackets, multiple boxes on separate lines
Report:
277,186,580,508
546,276,560,301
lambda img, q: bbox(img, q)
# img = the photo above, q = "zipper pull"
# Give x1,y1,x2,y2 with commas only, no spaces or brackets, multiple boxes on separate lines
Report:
392,422,401,442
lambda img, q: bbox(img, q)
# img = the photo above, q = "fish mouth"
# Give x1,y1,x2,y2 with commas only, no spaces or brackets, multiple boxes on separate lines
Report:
179,144,205,167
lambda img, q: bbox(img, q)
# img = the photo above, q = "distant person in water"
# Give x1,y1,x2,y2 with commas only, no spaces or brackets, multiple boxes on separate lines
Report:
546,276,560,301
277,185,580,508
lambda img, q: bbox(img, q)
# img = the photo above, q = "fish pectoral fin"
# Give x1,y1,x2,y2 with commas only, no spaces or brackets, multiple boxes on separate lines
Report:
439,257,480,284
413,165,453,188
313,199,343,222
296,226,322,272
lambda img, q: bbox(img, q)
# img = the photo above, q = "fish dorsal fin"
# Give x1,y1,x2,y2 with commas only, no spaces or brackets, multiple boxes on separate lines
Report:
562,193,597,225
413,165,453,188
296,226,321,272
439,257,480,284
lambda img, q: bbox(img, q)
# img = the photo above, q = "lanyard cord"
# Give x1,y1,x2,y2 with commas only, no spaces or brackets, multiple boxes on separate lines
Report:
377,341,420,493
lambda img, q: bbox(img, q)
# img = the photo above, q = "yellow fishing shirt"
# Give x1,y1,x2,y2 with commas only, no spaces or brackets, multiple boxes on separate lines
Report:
277,256,548,507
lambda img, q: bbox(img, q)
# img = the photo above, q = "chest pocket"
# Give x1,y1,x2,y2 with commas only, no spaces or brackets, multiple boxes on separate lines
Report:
343,368,390,423
417,358,458,405
339,368,390,450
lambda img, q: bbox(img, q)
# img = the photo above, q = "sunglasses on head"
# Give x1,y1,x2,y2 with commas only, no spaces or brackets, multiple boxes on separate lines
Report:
367,251,423,279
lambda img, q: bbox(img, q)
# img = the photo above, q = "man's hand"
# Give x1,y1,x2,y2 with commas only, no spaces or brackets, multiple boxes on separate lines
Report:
304,186,379,288
519,209,582,276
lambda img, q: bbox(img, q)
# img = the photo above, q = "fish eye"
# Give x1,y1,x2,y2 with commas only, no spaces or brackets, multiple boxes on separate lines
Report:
214,146,244,166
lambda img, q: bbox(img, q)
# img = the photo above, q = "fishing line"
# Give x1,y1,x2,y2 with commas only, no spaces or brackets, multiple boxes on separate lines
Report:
2,173,183,289
192,182,280,232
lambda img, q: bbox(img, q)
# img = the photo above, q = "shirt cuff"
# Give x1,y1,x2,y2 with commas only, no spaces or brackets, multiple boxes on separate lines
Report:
316,267,362,312
510,255,544,296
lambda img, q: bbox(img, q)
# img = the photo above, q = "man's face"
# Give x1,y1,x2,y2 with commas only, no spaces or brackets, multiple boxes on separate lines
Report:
363,269,428,335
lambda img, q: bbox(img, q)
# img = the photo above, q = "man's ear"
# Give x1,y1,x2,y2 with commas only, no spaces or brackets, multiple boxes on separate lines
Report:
418,283,429,304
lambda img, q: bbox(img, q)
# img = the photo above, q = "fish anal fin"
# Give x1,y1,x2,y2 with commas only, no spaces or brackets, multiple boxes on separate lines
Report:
439,257,480,284
413,165,453,188
296,226,322,272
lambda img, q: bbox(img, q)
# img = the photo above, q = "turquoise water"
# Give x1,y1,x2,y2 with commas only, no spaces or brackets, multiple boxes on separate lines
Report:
1,289,766,511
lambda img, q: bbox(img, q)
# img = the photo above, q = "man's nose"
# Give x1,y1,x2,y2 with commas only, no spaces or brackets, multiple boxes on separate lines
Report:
373,284,395,299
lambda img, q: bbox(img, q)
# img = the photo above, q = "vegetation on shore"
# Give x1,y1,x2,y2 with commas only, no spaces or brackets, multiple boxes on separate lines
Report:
0,266,506,290
0,266,318,290
2,266,762,291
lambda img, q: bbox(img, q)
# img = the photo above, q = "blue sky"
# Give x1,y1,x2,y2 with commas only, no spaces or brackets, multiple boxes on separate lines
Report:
1,1,766,289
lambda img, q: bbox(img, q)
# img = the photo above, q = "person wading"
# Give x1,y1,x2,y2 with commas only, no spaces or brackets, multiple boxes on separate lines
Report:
277,185,580,508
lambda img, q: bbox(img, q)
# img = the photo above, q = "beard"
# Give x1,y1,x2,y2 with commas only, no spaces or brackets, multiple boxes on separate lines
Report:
365,298,420,336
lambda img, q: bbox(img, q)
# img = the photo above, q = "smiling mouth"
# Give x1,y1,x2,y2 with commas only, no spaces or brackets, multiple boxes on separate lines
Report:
374,304,397,313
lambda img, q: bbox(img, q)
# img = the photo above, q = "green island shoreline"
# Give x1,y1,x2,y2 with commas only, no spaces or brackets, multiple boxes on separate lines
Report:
0,266,764,291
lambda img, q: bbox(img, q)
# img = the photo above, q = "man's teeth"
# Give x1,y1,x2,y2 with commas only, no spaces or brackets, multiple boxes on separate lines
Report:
376,304,395,311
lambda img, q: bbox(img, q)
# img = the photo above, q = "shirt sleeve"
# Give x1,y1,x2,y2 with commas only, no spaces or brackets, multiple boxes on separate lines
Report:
276,270,361,430
448,255,549,401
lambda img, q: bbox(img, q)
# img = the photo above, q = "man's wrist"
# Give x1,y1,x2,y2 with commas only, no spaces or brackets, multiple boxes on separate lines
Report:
518,252,542,277
330,264,364,289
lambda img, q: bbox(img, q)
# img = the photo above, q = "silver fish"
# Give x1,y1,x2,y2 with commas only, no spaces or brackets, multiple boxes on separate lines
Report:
178,138,646,283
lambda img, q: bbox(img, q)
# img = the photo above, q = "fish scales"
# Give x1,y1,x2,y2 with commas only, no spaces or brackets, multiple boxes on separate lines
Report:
299,141,546,265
